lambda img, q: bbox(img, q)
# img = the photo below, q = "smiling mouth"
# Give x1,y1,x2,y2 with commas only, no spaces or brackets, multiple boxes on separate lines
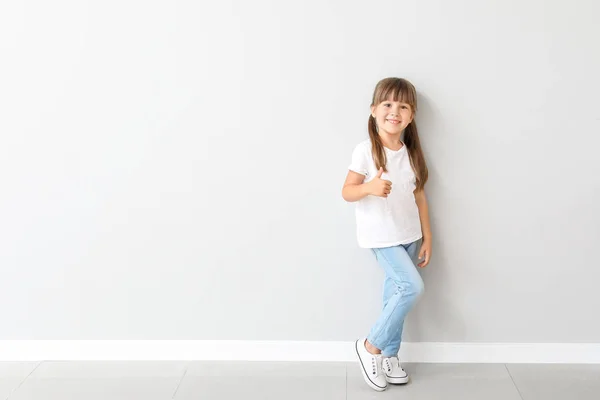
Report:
386,120,400,124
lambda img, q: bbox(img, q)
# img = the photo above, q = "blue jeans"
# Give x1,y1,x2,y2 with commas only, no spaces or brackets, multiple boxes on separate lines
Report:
366,239,424,357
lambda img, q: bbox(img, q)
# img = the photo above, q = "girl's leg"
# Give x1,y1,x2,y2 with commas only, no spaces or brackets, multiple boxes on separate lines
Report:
379,239,422,357
380,275,404,357
367,241,424,355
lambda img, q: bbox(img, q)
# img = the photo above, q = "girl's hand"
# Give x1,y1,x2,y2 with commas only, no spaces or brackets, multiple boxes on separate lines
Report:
368,167,392,197
418,239,431,268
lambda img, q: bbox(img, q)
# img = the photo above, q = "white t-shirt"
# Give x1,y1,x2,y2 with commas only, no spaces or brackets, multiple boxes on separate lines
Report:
348,139,422,248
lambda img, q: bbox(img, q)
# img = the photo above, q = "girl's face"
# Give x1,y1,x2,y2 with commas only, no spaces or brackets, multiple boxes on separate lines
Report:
371,98,414,137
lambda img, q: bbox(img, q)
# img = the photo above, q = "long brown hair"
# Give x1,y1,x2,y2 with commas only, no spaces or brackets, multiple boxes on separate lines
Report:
368,77,428,190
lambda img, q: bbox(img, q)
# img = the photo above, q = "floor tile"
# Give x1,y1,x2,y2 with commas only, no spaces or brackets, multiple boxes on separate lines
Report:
174,361,346,400
26,361,188,378
6,361,598,400
0,362,39,399
185,361,346,377
346,362,522,400
507,364,600,400
9,361,187,400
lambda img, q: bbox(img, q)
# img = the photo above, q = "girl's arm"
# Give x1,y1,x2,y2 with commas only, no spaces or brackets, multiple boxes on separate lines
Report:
414,188,432,267
342,169,390,202
342,171,370,202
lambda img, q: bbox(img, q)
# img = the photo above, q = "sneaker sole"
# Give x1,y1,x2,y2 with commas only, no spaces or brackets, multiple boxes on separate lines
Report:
386,375,410,384
354,340,387,392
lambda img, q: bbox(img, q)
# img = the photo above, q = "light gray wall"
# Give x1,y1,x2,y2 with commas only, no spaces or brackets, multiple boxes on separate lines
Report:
1,0,599,342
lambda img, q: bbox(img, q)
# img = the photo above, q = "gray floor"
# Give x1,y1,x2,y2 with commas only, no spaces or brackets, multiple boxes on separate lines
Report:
1,361,599,399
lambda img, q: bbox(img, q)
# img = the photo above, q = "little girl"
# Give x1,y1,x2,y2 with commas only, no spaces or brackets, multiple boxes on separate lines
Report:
342,77,432,392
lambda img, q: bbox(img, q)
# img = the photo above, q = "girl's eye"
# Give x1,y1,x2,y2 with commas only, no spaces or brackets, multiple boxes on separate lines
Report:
384,104,391,107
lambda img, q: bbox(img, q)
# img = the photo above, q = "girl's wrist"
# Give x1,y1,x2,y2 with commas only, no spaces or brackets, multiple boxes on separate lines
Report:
362,181,373,196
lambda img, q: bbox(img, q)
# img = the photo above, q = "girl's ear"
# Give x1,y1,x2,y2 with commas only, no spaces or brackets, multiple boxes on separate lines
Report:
370,104,376,118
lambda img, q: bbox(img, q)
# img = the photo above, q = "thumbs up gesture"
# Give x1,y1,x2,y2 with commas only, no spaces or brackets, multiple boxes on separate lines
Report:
368,167,392,198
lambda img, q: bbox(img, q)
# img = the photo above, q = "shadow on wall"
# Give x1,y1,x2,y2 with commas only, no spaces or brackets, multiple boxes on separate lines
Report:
402,91,468,343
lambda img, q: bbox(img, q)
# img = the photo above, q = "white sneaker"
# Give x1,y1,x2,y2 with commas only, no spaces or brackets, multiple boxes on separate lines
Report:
355,338,388,391
382,356,409,384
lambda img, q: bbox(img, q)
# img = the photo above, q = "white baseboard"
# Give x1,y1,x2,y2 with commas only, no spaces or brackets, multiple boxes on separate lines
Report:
1,341,599,363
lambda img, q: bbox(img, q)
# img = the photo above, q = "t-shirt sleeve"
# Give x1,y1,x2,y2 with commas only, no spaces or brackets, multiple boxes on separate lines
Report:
348,144,369,176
